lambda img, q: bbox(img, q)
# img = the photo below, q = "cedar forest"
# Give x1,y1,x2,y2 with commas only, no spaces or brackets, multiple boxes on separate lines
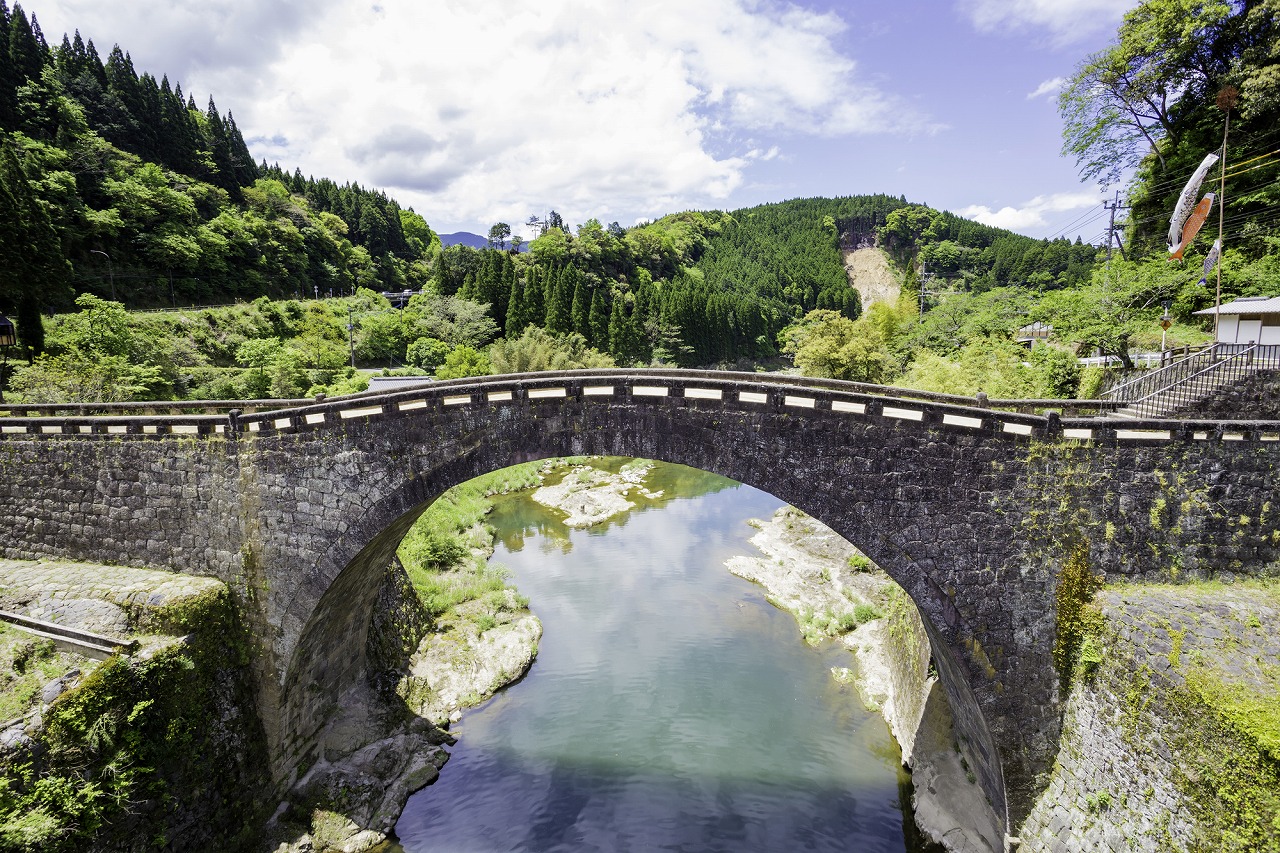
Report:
0,0,1278,405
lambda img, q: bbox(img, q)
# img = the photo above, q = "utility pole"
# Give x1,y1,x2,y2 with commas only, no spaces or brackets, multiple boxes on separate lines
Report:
1214,86,1238,340
347,305,356,368
918,262,933,319
90,250,116,301
1104,191,1127,263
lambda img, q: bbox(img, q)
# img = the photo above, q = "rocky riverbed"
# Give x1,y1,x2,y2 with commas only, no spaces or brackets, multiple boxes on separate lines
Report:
530,458,660,527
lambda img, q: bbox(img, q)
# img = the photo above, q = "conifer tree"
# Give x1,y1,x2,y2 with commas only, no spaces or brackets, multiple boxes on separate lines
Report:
524,266,545,326
459,270,478,302
608,297,627,360
589,288,609,349
7,5,44,89
0,2,14,129
546,264,576,334
505,276,526,338
570,273,590,338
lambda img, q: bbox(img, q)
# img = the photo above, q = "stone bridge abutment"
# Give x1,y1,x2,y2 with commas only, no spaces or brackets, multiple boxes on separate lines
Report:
3,369,1278,838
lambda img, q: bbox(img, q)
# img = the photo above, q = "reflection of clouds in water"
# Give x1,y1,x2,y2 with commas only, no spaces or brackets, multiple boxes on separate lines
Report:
395,460,909,853
497,472,786,711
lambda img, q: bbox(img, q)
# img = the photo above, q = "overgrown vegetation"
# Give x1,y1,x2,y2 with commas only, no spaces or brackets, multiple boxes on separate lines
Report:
1053,543,1105,695
1091,578,1280,852
0,587,268,852
396,460,570,628
0,627,71,723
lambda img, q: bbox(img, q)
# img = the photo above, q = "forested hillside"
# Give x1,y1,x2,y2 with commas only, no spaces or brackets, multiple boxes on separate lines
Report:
0,0,439,353
11,0,1277,407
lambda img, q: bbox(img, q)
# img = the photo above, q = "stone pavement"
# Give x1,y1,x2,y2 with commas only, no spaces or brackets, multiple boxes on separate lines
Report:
0,558,224,637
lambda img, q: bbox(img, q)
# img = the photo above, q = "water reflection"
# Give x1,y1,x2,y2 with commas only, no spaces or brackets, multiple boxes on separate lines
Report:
392,461,923,853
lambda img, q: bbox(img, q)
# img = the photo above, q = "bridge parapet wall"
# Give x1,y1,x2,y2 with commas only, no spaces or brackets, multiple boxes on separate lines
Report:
2,369,1272,447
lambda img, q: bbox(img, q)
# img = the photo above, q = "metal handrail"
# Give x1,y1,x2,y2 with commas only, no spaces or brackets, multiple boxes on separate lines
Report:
1126,344,1259,418
1104,344,1223,402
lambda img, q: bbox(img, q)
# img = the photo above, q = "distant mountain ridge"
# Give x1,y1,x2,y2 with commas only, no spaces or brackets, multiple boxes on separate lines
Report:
439,232,529,252
438,232,488,249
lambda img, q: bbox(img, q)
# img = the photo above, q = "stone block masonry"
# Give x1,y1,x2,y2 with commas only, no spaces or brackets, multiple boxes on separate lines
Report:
1,369,1279,839
1018,583,1280,852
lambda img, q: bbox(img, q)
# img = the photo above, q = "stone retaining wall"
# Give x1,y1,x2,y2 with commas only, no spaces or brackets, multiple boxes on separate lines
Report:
1018,584,1280,852
1172,370,1280,420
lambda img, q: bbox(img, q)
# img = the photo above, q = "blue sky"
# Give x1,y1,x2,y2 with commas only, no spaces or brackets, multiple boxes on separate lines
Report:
32,0,1139,242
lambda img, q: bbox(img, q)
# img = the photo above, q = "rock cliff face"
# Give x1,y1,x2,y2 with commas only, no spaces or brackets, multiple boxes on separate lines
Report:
0,560,271,852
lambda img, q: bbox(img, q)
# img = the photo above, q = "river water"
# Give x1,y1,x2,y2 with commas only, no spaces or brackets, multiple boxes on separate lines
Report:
391,461,929,852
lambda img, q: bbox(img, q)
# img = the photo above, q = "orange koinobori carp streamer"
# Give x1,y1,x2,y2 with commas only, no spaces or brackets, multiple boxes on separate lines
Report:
1168,152,1219,255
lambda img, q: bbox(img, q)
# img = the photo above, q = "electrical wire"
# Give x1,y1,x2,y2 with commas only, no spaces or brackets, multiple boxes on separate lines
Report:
1130,131,1280,197
1042,205,1109,242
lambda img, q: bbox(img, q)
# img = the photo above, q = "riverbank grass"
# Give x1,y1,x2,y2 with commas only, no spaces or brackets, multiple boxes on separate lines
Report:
397,459,580,622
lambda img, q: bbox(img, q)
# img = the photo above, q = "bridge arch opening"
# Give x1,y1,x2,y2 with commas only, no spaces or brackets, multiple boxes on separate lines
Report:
278,452,1010,844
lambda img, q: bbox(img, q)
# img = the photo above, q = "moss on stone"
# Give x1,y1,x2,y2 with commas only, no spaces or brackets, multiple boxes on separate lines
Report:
0,586,269,851
1053,543,1104,695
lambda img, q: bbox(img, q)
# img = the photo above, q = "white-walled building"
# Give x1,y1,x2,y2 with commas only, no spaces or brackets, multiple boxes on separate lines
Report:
1194,295,1280,345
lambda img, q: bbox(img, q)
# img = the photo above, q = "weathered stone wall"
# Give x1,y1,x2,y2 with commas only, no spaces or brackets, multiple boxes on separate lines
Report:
880,590,933,762
3,371,1279,832
365,558,432,698
1018,584,1280,852
1172,370,1280,420
0,569,271,852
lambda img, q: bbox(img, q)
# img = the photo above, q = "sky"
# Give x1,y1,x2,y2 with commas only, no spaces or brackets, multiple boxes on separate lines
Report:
29,0,1140,243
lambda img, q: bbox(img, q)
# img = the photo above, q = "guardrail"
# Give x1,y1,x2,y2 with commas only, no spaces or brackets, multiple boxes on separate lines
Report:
0,396,323,418
1,370,1273,446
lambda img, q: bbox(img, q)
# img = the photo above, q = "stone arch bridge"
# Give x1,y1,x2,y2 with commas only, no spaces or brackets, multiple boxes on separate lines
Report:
2,369,1278,837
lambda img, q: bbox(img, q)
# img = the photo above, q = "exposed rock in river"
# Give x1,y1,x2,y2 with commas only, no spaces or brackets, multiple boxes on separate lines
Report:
531,460,660,527
400,603,543,725
272,557,542,852
271,462,1000,853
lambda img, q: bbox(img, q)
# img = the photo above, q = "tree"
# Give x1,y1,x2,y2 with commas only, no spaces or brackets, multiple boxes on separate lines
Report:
1058,0,1233,186
0,131,71,311
779,308,891,383
1037,257,1181,368
487,325,613,374
406,336,451,370
402,292,498,348
530,227,569,265
434,344,490,379
487,221,510,249
235,336,283,396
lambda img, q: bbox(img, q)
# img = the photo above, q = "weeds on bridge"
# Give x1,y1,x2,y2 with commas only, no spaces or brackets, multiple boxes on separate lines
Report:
1053,542,1104,696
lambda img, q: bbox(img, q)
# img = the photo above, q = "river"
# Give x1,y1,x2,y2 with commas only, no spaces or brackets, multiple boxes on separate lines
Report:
390,461,932,852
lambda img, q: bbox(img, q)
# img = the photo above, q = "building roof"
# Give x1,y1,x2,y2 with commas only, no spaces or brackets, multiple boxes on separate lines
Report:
1193,295,1280,316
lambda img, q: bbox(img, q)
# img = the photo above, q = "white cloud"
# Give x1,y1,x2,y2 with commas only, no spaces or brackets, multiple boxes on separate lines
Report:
32,0,933,234
959,191,1103,234
956,0,1138,45
29,0,317,100
1026,77,1065,100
